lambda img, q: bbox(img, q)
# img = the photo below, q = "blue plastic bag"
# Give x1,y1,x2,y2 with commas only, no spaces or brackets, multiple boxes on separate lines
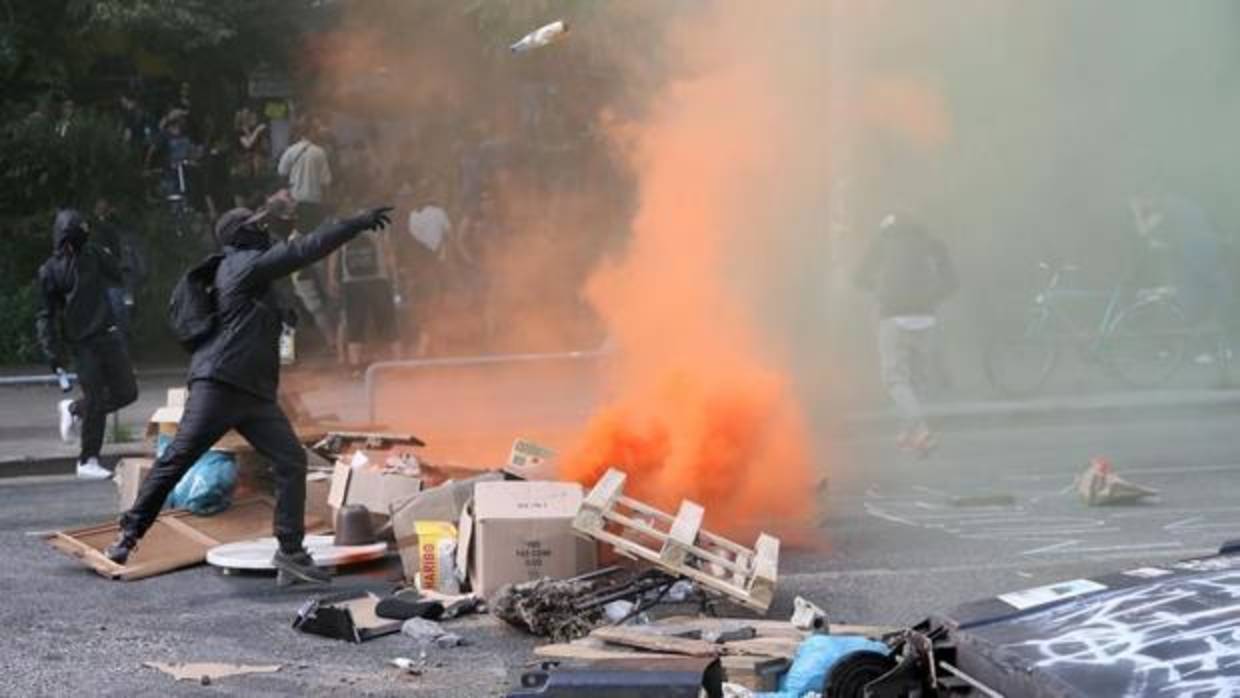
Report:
757,634,891,698
156,435,239,515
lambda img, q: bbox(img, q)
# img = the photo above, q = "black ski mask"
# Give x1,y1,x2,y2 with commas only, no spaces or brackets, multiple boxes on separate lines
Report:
52,209,89,254
214,208,272,250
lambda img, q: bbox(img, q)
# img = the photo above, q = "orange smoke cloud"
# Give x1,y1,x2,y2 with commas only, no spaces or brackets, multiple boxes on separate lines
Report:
561,3,823,538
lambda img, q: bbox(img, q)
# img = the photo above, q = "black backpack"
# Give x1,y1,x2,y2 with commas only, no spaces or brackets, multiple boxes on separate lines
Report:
168,254,224,352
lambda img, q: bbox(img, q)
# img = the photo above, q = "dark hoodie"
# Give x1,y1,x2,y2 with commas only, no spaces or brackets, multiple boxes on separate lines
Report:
854,220,958,318
188,211,375,400
36,210,123,362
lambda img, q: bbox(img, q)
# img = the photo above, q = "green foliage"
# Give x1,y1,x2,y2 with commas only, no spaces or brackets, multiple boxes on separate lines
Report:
0,108,143,215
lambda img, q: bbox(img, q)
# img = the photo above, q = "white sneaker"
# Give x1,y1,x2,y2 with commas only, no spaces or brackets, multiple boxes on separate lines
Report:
76,457,111,480
58,399,80,443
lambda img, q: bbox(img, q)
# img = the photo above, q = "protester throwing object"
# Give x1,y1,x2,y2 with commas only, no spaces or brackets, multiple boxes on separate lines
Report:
36,209,140,480
104,203,394,587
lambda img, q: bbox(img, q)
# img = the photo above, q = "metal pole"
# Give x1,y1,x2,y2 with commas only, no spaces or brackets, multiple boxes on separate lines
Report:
0,373,79,387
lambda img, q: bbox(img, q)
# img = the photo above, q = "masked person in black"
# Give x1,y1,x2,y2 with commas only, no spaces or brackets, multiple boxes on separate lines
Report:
105,203,393,585
36,209,139,480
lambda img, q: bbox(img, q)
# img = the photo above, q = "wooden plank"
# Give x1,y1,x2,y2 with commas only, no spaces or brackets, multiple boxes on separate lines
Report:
722,637,802,660
534,640,680,661
573,468,626,535
660,500,704,568
591,626,721,658
747,533,780,608
655,617,808,641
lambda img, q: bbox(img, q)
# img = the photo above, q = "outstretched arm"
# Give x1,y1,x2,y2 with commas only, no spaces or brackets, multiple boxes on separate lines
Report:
244,207,392,287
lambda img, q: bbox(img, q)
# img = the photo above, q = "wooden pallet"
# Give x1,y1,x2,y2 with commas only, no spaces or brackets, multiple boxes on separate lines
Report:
572,468,779,612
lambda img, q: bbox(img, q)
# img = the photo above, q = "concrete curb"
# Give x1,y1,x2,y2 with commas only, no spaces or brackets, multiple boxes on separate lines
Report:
850,389,1240,430
0,444,149,479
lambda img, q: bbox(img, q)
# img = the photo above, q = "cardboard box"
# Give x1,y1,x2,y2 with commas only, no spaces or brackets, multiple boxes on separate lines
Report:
114,457,155,511
327,461,423,516
390,473,502,585
470,481,597,599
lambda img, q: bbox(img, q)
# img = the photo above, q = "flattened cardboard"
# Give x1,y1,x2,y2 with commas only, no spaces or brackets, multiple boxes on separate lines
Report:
505,438,557,480
145,662,281,682
45,497,327,580
114,458,155,511
471,481,597,598
326,461,422,514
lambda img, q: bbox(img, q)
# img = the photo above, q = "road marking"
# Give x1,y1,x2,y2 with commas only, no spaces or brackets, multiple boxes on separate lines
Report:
1028,542,1184,555
782,547,1217,581
1005,463,1240,482
1021,540,1078,555
863,502,918,527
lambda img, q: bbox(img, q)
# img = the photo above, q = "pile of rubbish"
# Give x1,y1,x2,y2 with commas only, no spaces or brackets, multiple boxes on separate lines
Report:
44,387,929,694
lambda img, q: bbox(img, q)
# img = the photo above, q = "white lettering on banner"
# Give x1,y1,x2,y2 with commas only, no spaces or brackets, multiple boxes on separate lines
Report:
1002,572,1240,696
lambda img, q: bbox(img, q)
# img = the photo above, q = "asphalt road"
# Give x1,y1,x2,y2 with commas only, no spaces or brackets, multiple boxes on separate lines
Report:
4,407,1240,696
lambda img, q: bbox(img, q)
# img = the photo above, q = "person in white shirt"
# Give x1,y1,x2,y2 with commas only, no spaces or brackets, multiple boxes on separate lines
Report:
277,116,332,231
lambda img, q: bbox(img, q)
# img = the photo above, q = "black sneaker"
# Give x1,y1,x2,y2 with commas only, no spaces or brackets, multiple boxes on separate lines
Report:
104,532,138,564
272,549,331,587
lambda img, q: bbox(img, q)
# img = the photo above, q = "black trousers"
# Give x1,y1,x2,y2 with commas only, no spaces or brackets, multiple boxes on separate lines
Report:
72,329,138,462
120,380,307,550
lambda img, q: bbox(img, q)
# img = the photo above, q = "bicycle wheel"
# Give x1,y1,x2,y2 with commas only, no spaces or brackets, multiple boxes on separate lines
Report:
1105,298,1188,388
984,308,1059,397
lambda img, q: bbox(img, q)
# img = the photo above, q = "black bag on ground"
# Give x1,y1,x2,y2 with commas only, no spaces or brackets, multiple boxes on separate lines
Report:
168,254,224,352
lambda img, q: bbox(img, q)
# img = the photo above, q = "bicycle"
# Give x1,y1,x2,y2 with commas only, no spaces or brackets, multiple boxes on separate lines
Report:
983,261,1224,397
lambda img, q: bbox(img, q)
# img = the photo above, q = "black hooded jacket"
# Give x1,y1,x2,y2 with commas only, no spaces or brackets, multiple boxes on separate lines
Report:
854,221,958,318
188,215,373,400
36,212,123,362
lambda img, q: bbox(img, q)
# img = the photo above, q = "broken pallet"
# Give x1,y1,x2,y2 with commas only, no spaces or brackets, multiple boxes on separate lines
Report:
572,468,779,612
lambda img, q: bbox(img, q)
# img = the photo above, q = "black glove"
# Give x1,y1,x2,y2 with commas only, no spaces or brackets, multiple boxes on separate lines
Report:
355,206,394,232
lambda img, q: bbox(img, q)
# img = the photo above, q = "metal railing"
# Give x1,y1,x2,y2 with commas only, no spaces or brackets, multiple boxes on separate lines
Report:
0,373,78,388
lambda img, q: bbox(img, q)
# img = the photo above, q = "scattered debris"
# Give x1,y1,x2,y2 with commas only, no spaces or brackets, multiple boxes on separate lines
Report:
1075,457,1158,505
722,681,755,698
493,567,682,642
144,661,281,682
505,438,558,479
389,657,424,676
770,634,892,698
419,589,485,619
719,655,788,692
791,596,828,632
293,592,403,643
573,468,780,612
401,617,465,648
590,626,721,657
375,595,444,622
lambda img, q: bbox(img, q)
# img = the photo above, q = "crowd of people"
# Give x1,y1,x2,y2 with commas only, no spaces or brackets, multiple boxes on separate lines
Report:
56,80,564,375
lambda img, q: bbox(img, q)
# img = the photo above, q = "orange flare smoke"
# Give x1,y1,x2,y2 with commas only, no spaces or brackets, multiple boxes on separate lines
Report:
561,3,821,538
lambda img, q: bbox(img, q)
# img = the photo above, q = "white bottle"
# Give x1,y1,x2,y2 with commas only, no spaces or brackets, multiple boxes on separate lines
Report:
510,20,568,53
279,324,296,365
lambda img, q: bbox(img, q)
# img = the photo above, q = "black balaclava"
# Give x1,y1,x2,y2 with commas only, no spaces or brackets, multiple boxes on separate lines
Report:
214,207,272,250
52,209,88,254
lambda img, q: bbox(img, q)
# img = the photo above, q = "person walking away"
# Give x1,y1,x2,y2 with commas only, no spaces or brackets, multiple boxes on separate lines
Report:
104,204,393,585
854,213,957,457
328,222,402,375
36,210,139,479
278,116,332,232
